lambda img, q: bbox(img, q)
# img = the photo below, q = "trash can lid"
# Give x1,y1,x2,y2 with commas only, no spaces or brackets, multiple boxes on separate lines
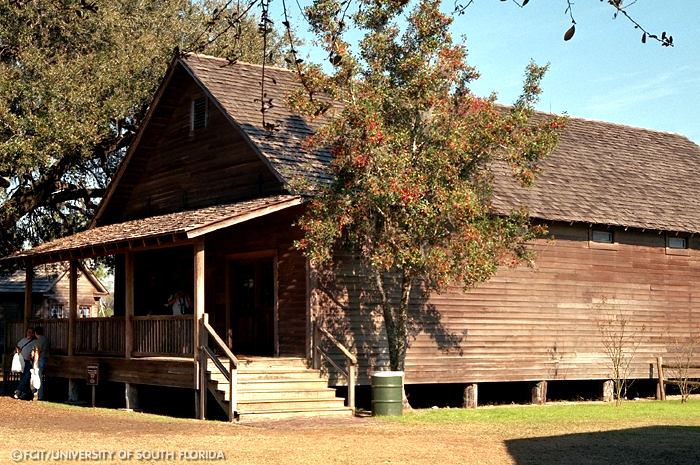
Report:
371,371,404,377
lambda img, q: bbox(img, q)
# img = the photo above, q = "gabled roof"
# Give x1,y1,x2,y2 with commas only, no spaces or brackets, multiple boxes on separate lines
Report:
0,262,109,295
93,53,330,227
7,54,700,266
180,54,333,186
0,265,62,293
177,54,700,234
491,117,700,233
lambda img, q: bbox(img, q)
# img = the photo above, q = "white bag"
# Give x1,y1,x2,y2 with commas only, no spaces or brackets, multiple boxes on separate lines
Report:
11,353,24,373
30,368,41,390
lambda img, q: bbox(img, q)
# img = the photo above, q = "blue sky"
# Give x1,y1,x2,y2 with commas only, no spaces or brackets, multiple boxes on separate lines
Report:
276,1,700,143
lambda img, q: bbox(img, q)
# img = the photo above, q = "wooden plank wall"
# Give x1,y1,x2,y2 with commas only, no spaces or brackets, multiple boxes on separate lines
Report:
206,207,308,356
43,271,102,318
314,223,700,385
99,67,283,224
45,356,195,389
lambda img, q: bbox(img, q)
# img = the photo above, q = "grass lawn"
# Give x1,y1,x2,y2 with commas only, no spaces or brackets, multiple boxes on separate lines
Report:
394,399,700,425
2,397,699,464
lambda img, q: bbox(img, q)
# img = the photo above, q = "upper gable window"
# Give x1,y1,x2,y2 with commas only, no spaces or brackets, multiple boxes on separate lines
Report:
191,96,207,131
667,236,687,249
591,230,613,244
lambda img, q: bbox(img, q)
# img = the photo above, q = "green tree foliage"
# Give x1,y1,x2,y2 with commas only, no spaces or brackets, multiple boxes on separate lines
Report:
0,0,282,257
294,0,563,373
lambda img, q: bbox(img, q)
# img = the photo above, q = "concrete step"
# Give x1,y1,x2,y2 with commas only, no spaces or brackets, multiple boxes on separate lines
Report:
207,367,322,380
237,373,323,382
236,378,331,390
204,356,351,421
237,406,353,422
207,357,307,369
237,357,308,369
237,388,339,400
236,397,346,410
211,385,340,403
210,379,337,398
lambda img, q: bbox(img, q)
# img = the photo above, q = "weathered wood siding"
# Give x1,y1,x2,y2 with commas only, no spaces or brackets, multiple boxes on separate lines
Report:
0,273,101,321
43,356,195,389
97,66,284,225
314,223,700,385
40,271,103,318
206,207,308,356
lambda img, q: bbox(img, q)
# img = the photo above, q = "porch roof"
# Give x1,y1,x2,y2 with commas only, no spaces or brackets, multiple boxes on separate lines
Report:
4,195,302,264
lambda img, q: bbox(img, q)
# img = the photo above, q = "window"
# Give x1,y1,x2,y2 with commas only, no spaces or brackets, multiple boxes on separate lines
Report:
191,96,207,131
50,305,64,319
591,230,613,243
667,236,687,249
79,306,91,318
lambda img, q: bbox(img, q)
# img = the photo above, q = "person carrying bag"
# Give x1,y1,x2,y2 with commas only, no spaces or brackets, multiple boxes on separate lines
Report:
11,351,24,373
13,328,36,400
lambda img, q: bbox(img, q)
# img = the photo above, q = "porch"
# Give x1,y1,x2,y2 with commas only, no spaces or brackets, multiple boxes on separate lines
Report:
2,313,356,420
4,316,196,389
1,197,357,420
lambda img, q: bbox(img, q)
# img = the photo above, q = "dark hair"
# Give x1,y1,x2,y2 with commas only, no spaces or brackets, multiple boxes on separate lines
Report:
34,326,44,336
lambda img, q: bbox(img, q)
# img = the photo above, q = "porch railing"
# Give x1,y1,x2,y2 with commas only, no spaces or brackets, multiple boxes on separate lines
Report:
5,321,25,353
133,315,194,357
5,316,195,358
312,319,358,412
5,319,69,355
76,317,125,355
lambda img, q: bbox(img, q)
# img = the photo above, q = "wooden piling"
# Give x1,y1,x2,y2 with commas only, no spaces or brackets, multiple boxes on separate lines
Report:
463,384,478,408
531,380,547,405
602,380,614,402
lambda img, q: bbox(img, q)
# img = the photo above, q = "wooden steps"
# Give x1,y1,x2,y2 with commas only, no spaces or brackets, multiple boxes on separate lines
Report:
206,356,352,421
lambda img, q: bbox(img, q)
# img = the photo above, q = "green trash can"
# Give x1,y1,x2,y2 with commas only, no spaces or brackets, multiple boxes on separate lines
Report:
371,371,404,416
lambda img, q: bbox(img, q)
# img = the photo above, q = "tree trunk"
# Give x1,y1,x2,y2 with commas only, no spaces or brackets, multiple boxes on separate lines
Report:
375,269,413,410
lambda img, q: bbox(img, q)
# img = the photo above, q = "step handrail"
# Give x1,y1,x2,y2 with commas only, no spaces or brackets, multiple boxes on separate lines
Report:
199,313,237,420
202,316,239,369
312,319,357,412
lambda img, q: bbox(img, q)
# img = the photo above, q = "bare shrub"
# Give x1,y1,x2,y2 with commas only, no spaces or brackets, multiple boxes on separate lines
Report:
595,298,646,406
665,333,700,403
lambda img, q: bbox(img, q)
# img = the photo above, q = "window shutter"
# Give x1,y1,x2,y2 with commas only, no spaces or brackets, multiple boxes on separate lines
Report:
191,97,207,131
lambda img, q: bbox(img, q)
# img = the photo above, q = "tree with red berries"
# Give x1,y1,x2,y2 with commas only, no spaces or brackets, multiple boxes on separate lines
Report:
294,0,563,381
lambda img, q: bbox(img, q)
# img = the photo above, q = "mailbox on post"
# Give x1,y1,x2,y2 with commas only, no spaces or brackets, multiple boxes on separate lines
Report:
86,364,99,386
86,364,99,407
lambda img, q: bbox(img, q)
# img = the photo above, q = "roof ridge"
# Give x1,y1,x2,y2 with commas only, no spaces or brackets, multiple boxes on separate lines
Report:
492,104,692,144
541,109,695,144
183,54,696,145
182,52,295,74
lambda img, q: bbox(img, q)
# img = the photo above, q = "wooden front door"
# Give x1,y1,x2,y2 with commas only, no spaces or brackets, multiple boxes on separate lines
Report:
229,258,275,355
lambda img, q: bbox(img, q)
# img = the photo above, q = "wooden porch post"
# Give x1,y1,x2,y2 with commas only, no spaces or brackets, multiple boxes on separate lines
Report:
305,259,313,361
124,253,134,359
194,240,205,419
23,264,33,329
67,260,79,403
194,240,205,357
68,260,78,356
123,253,137,409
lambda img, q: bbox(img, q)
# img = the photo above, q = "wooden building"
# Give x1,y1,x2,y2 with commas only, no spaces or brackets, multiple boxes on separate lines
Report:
3,53,700,419
0,263,108,348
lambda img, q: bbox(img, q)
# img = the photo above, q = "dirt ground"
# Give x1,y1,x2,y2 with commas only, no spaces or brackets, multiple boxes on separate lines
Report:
1,397,699,465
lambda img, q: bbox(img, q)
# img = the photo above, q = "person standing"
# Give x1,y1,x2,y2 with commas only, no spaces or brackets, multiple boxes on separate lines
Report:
167,290,192,316
33,326,49,400
14,327,36,400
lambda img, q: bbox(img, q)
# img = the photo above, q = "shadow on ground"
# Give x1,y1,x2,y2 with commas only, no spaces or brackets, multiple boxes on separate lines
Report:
506,426,700,465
